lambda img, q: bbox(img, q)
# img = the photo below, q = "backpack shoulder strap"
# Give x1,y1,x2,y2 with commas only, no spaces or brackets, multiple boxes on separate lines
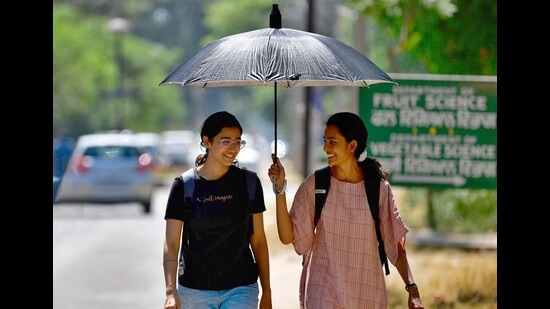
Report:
303,166,330,265
181,168,196,206
314,166,331,227
242,169,257,203
181,167,199,222
365,175,390,275
179,168,197,274
241,169,257,236
365,175,380,221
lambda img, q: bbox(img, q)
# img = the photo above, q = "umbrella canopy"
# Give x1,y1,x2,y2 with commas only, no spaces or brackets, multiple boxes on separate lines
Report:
159,26,394,88
159,4,395,156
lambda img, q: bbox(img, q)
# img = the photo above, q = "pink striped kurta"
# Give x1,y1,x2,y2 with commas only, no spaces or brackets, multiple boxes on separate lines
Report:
289,174,408,309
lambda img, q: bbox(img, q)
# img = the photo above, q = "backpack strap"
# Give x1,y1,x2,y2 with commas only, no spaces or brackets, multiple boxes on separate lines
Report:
179,167,197,276
365,175,390,275
304,166,330,265
242,169,257,235
314,166,331,228
181,167,197,215
242,169,257,205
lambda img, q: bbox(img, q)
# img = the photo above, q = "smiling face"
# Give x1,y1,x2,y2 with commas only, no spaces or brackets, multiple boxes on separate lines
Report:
203,126,243,167
323,124,357,167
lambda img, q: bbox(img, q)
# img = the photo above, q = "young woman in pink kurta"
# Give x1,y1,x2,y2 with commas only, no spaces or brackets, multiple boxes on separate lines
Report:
268,112,424,309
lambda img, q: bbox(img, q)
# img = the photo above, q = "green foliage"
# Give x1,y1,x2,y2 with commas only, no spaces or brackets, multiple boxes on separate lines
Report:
431,188,497,233
401,188,496,233
202,0,276,43
53,5,114,134
409,0,497,75
53,4,186,136
346,0,496,75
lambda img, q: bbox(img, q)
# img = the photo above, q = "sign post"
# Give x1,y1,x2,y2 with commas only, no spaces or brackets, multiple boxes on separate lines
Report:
359,74,497,189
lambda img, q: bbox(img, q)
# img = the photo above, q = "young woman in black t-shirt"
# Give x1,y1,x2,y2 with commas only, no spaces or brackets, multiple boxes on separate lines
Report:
162,111,272,309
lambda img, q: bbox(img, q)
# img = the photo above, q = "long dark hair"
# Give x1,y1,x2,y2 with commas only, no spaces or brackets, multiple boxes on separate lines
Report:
325,112,388,180
195,111,243,166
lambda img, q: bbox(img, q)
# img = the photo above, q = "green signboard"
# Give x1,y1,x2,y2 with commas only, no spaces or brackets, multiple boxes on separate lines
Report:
359,73,497,189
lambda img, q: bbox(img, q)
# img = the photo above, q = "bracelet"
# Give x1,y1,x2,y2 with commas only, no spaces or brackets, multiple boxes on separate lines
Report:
163,259,177,266
405,282,417,292
272,179,287,195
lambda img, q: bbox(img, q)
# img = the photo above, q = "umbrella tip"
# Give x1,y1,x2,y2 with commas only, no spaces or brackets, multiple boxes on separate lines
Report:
270,4,281,29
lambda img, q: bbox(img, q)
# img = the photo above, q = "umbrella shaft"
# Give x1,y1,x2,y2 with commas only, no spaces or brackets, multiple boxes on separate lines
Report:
273,82,277,163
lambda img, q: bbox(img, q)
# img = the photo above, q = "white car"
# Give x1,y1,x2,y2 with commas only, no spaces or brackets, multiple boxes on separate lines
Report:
54,132,155,213
160,130,197,177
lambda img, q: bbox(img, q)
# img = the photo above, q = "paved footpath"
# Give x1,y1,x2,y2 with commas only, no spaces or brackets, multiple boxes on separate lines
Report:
266,247,302,309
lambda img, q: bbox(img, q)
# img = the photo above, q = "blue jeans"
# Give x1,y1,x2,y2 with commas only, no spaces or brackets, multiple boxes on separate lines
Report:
177,282,259,309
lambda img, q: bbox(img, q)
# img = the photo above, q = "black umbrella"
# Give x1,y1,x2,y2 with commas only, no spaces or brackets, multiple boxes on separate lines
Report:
159,4,395,157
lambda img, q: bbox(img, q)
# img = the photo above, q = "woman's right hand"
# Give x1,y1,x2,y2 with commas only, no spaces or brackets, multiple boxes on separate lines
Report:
164,293,180,309
268,155,286,187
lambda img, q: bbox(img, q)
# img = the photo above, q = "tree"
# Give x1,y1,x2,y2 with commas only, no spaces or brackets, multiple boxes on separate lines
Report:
53,4,186,136
347,0,496,75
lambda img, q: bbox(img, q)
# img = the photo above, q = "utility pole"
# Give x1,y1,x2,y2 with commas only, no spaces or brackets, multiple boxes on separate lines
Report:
303,0,315,179
107,17,132,130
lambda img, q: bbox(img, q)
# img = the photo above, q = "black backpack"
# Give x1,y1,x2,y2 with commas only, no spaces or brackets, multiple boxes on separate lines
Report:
314,166,390,275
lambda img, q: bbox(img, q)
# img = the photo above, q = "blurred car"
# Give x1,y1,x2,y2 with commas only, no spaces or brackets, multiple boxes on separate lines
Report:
134,132,171,186
54,132,155,213
159,130,196,175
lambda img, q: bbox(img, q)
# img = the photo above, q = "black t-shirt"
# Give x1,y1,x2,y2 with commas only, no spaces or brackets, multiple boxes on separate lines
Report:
164,165,266,290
